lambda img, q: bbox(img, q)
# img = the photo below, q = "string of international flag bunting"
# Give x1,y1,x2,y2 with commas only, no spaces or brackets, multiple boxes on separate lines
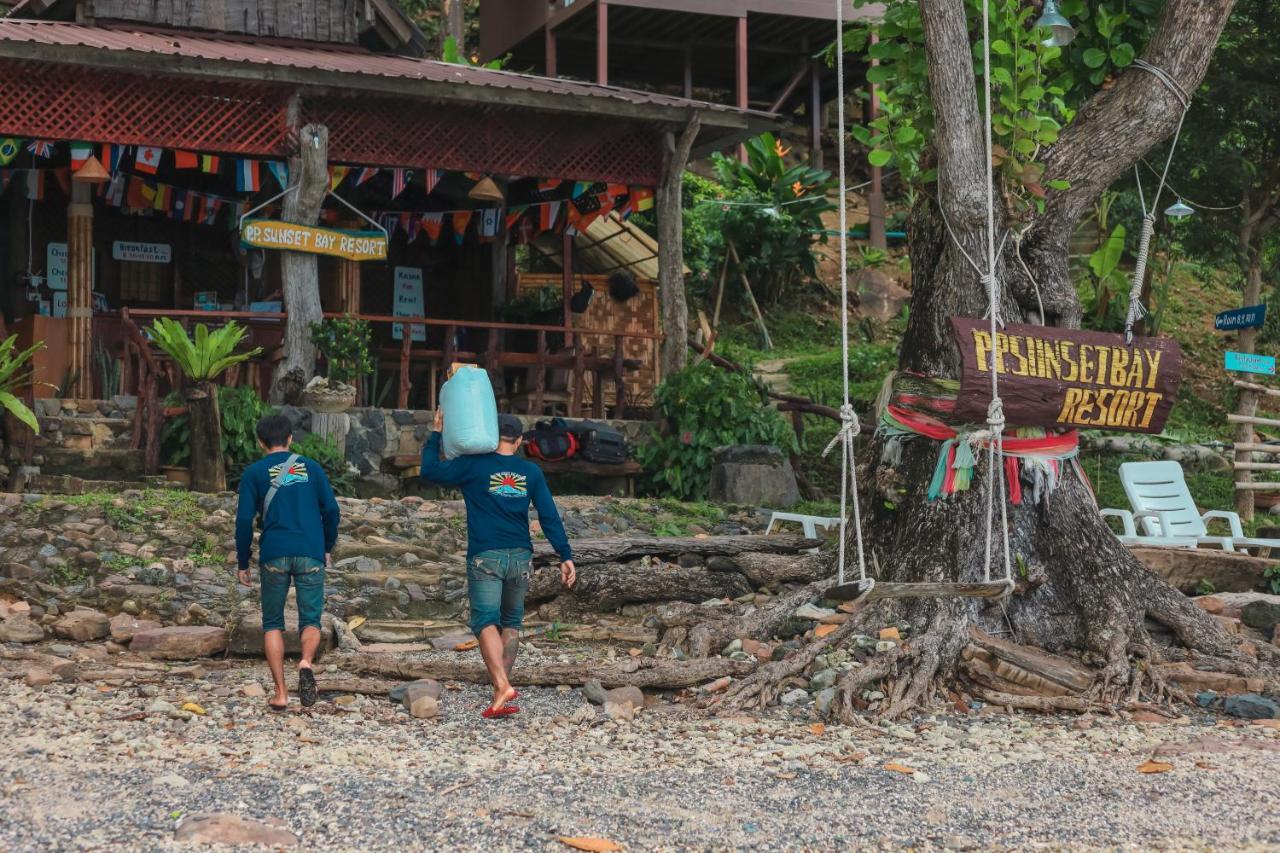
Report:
0,137,656,245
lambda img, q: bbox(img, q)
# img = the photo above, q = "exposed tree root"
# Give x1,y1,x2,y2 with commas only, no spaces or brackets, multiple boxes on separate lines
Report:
710,618,863,713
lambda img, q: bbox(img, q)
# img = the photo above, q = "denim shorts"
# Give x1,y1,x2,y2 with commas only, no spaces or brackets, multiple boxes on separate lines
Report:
466,548,532,637
260,556,325,633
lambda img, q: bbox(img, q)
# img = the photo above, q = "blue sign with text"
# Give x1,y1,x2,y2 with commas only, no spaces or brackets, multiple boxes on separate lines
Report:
1215,304,1267,331
1225,351,1276,375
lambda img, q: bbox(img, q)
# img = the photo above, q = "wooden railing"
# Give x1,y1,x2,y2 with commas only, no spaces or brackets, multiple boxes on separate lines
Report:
119,311,164,475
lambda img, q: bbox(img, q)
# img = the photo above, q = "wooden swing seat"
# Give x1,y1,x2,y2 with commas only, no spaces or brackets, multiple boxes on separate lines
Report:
826,579,1014,605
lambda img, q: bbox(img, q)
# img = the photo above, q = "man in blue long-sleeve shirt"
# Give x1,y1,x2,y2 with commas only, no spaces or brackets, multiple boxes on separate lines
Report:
421,410,575,717
235,414,341,711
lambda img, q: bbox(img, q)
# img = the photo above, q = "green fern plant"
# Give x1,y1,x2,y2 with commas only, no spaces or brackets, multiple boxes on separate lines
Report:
0,335,49,433
147,318,262,381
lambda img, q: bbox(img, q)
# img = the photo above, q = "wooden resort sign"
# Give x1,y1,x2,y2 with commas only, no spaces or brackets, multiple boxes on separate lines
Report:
950,318,1182,434
240,218,388,262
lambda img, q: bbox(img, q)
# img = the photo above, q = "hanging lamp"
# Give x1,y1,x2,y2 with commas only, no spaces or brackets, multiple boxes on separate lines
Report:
1034,0,1076,48
1164,198,1194,219
72,154,110,184
468,175,504,203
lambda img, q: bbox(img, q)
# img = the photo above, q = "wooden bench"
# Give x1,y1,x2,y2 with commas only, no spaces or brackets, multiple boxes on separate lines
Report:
394,453,641,496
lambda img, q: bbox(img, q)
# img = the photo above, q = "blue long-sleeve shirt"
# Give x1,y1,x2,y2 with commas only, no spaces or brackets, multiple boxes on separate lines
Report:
419,431,573,562
235,452,340,570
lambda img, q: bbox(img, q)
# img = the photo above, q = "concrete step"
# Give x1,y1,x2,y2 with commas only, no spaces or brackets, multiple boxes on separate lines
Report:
38,447,146,480
24,473,169,495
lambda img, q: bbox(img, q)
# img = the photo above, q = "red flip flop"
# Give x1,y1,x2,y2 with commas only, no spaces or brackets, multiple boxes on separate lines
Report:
481,705,520,719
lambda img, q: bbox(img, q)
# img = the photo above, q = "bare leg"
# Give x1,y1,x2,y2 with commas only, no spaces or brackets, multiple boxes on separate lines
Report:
501,627,519,676
298,626,321,670
478,626,515,711
264,630,287,707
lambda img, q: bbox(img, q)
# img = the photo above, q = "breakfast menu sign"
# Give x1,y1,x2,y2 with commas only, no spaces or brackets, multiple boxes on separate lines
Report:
950,318,1182,434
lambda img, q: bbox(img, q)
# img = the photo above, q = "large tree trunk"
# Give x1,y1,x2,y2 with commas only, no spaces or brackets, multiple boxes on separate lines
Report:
186,381,225,493
271,120,330,404
715,0,1276,719
657,117,700,379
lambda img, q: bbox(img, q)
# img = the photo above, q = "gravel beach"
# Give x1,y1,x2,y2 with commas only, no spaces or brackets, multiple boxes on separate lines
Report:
1,660,1278,851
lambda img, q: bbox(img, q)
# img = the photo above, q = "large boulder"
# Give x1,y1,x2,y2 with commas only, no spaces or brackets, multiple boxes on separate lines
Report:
129,626,228,659
52,609,110,642
709,445,800,508
1241,599,1280,633
227,609,335,658
0,615,45,644
109,613,162,644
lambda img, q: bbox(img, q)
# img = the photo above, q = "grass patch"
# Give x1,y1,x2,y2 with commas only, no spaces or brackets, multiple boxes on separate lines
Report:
613,499,728,536
55,489,207,532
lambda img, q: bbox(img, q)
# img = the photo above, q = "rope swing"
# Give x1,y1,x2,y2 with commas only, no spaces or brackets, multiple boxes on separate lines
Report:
826,0,1014,606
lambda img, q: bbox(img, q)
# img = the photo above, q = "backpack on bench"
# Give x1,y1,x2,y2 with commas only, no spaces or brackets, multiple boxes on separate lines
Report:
568,419,630,464
523,419,579,462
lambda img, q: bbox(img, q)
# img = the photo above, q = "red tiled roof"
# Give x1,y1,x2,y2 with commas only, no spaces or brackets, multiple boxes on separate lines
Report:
0,19,771,120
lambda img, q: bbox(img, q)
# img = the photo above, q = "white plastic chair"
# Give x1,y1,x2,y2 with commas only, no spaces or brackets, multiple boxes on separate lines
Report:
1105,460,1280,554
765,512,841,539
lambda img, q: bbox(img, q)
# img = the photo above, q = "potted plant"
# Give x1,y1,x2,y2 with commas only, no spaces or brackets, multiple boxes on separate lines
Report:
148,318,262,493
306,316,373,413
0,335,47,434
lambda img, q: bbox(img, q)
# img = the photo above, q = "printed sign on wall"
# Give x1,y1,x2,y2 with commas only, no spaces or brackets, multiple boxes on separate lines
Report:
951,318,1182,434
240,219,387,262
112,241,172,264
1225,351,1276,376
46,242,68,290
392,267,426,342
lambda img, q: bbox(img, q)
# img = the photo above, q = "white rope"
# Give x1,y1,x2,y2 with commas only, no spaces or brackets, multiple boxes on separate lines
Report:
828,0,868,589
1124,59,1191,345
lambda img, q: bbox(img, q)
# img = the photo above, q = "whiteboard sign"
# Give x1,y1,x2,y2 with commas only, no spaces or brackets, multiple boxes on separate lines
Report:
52,291,67,318
392,266,426,342
112,241,171,264
46,242,68,290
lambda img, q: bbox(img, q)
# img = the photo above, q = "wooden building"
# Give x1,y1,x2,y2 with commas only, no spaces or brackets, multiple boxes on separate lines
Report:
0,1,771,456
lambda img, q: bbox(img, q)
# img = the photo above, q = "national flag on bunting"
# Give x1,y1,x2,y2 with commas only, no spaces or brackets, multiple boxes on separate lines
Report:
135,146,163,174
595,191,617,220
25,170,44,201
504,205,528,229
630,186,655,212
169,189,188,221
406,216,421,243
567,191,603,234
478,207,500,239
153,182,170,212
571,181,591,199
125,177,154,210
174,150,199,170
398,213,412,238
201,197,223,226
69,143,93,171
539,200,561,233
105,173,126,207
51,169,70,197
451,210,472,245
537,178,561,195
101,143,124,172
235,159,260,193
423,168,441,195
265,161,288,190
329,166,351,191
420,213,443,243
0,138,19,166
515,215,537,245
201,154,220,174
391,168,410,199
27,140,55,159
355,167,379,186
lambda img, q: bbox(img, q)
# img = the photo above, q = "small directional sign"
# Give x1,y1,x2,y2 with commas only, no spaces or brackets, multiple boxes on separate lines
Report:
1215,304,1267,331
1225,351,1276,375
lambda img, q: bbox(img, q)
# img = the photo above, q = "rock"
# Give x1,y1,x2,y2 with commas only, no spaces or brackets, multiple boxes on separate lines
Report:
227,610,334,658
809,668,837,691
708,445,800,509
52,608,110,641
702,676,733,693
130,626,228,659
793,604,835,621
604,700,635,722
2,562,38,579
1241,600,1280,633
147,699,176,714
604,686,644,711
402,680,443,719
1194,596,1225,615
242,682,266,698
1223,693,1279,720
815,687,837,717
24,668,55,687
0,615,45,643
174,813,297,847
879,627,901,642
151,773,190,789
582,679,607,705
855,268,910,321
780,688,810,706
109,613,161,643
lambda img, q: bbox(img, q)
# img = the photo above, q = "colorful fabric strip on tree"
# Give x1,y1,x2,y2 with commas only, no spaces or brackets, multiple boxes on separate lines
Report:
876,372,1092,505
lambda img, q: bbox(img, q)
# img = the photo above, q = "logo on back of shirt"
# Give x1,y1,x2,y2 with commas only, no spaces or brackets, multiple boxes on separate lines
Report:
489,472,527,497
269,460,309,487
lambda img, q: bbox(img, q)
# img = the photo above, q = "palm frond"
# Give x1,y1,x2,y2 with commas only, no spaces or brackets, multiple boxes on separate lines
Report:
148,319,263,381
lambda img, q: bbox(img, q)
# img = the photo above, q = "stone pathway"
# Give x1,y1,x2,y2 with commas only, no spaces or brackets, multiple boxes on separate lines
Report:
1,661,1278,850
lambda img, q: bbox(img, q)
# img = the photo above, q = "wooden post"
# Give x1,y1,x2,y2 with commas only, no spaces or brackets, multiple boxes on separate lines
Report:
866,31,887,250
657,117,700,379
545,26,557,77
398,332,412,409
562,231,577,406
336,258,361,315
66,181,93,398
613,333,626,420
534,330,548,415
442,324,456,381
592,365,604,418
596,1,609,85
1233,252,1266,521
727,240,773,350
735,15,748,162
572,344,586,418
683,44,693,99
485,329,499,386
809,60,824,170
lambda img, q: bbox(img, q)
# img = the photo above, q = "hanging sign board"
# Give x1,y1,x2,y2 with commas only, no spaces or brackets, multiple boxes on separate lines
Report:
1225,351,1276,376
46,242,68,290
392,267,426,343
240,218,387,262
1214,304,1266,331
112,241,171,264
51,291,67,318
950,318,1181,434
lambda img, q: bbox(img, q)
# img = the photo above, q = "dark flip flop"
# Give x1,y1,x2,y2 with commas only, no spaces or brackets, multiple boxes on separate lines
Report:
268,701,288,713
481,705,520,719
298,667,317,708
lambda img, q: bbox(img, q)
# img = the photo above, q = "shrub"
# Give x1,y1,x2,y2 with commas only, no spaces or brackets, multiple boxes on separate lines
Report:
162,385,272,482
310,316,374,387
638,361,797,501
291,433,357,497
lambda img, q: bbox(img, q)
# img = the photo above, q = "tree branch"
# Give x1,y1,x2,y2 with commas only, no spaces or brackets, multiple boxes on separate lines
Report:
1038,0,1237,232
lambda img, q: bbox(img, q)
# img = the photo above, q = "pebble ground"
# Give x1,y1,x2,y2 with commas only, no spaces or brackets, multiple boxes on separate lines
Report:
1,660,1278,851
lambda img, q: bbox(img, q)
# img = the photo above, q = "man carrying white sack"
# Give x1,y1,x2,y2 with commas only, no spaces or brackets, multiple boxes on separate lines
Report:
421,410,576,718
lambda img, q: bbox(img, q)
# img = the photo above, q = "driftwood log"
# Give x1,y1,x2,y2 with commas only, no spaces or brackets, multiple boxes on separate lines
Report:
654,580,830,658
344,652,754,689
533,534,820,566
527,561,753,608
